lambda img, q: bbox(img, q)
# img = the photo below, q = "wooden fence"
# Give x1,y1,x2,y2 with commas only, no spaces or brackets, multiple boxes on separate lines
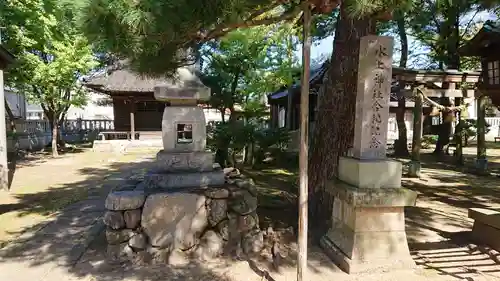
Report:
9,119,114,134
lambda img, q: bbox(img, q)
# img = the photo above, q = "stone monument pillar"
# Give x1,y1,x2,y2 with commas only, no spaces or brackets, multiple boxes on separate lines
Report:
146,69,225,189
320,36,417,273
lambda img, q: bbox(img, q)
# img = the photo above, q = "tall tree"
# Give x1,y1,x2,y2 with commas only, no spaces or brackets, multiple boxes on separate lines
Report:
81,0,459,229
201,24,299,166
407,0,494,155
0,0,97,156
396,12,410,156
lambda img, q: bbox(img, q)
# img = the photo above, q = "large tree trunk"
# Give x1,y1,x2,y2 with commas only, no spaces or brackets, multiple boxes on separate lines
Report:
434,4,460,155
48,115,59,157
309,6,375,231
57,113,66,148
394,13,410,157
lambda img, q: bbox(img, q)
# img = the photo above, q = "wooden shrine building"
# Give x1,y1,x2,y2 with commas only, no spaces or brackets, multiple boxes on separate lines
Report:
459,20,500,168
85,63,207,134
459,20,500,108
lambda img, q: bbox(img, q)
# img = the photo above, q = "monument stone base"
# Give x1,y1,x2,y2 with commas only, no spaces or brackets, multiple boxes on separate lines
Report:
320,169,417,273
338,157,402,188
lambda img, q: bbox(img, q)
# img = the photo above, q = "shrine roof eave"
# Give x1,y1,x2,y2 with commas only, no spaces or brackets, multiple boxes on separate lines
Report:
459,21,500,57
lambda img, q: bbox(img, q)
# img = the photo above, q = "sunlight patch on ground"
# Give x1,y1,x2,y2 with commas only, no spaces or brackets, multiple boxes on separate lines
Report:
262,168,296,176
0,150,156,247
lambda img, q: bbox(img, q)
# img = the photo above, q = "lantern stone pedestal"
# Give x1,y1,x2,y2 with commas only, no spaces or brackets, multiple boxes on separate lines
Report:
320,35,417,274
103,69,264,264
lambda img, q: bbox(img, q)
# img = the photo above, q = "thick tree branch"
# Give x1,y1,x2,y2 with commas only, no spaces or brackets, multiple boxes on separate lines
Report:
198,4,303,42
459,8,480,41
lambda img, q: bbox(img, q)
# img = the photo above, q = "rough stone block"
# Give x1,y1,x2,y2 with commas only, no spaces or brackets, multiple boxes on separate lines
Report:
242,229,264,255
105,190,146,211
106,228,133,245
207,199,228,226
204,187,230,199
156,151,215,172
194,230,224,261
144,171,225,189
107,242,134,261
217,220,229,241
103,211,125,230
129,233,147,250
141,192,208,249
338,157,402,189
228,189,257,215
124,209,142,229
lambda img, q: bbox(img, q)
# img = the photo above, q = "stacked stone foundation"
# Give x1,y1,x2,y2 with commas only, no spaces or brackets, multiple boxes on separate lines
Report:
103,167,264,264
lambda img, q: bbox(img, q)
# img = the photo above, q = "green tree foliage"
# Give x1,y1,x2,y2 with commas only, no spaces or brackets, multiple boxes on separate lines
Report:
80,0,500,227
406,0,494,70
0,0,97,156
81,0,413,76
201,24,298,166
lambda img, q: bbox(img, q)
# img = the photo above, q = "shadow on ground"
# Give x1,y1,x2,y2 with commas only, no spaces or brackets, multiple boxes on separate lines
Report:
7,144,91,190
0,157,342,281
1,155,500,281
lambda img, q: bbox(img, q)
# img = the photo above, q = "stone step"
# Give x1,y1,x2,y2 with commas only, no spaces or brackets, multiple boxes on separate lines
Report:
469,208,500,230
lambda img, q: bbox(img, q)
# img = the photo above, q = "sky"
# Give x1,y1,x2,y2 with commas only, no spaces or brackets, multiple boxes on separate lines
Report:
295,10,497,69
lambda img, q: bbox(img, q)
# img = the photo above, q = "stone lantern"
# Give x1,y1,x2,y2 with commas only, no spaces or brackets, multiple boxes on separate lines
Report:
148,67,225,188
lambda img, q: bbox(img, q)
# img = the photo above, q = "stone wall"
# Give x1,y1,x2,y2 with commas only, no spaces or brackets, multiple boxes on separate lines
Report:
103,168,264,264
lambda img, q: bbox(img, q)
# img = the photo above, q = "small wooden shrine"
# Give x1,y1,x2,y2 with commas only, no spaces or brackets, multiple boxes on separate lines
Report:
85,62,206,135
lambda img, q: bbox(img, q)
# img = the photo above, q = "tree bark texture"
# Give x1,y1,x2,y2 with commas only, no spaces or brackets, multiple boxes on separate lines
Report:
50,116,59,157
308,6,375,231
394,14,409,157
434,4,460,155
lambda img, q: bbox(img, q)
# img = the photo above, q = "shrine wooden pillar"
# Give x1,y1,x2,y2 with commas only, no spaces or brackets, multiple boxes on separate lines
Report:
129,97,136,140
476,93,487,173
286,91,293,130
409,90,423,177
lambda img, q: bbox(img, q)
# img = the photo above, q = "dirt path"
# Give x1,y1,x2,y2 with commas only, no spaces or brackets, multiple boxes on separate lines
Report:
0,150,156,246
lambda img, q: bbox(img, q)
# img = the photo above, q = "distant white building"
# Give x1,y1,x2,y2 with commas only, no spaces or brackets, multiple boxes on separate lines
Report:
23,91,114,121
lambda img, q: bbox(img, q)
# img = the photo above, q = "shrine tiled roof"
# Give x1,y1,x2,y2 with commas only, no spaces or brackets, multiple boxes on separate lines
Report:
483,21,500,34
84,61,206,94
458,20,500,57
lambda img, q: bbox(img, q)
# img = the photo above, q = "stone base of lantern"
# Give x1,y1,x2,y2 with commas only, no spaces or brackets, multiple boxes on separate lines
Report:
144,171,225,190
320,177,417,274
155,150,216,172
